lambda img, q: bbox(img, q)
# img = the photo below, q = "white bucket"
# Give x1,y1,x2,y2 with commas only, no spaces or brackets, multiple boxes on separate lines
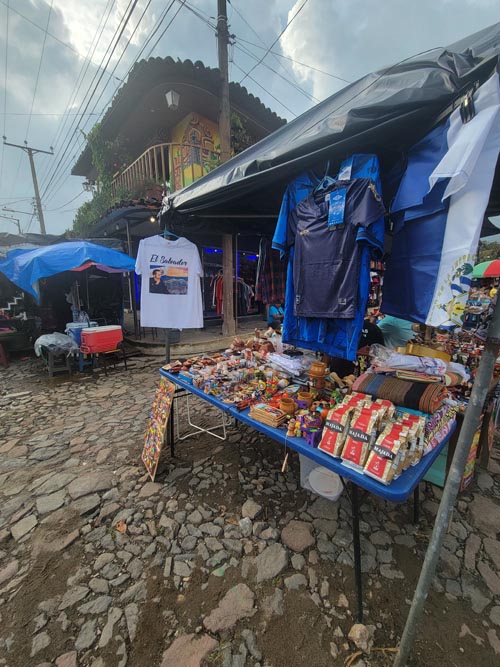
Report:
299,454,343,501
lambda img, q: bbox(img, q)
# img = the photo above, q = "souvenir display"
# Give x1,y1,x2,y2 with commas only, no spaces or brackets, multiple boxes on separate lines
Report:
142,378,176,481
161,336,462,488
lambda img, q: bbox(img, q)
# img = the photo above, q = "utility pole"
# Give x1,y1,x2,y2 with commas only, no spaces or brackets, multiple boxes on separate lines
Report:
3,141,53,234
216,0,236,336
0,214,21,234
217,0,231,163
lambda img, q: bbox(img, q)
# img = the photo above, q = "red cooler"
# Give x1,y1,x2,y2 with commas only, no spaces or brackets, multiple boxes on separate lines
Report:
80,325,123,353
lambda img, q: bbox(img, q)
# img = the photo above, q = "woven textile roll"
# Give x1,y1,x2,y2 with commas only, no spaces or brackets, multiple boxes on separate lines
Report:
352,373,448,414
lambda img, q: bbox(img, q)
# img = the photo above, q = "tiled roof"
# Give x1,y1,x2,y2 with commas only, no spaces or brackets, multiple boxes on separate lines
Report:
72,57,286,175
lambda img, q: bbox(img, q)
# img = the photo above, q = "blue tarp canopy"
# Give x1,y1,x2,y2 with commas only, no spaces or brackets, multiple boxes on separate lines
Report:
0,241,135,301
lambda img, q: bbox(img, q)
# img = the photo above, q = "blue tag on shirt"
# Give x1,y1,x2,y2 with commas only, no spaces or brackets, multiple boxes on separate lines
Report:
327,188,347,228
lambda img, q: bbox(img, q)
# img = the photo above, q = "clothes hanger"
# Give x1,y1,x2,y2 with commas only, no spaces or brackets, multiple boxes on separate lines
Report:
313,160,336,195
162,228,180,239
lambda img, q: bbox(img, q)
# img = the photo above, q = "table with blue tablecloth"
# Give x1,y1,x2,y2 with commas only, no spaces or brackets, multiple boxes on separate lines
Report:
159,368,456,622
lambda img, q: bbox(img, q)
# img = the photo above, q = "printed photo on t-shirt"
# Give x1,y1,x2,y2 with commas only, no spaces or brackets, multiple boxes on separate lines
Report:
149,263,188,295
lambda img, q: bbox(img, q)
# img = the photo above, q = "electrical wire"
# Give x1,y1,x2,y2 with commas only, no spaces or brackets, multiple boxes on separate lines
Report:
228,0,322,95
0,0,9,188
235,42,319,104
236,36,352,84
39,0,132,197
232,61,297,117
38,0,117,191
83,0,154,127
238,0,310,85
40,0,139,201
0,0,85,59
25,1,53,139
7,1,53,199
43,0,162,204
176,1,313,106
1,112,100,116
42,0,181,202
141,0,184,60
46,189,87,211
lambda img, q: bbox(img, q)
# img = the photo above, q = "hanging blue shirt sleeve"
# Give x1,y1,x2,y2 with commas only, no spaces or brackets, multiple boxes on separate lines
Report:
272,189,290,257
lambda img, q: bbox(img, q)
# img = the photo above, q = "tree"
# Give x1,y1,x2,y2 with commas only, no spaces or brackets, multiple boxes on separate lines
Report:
478,240,500,263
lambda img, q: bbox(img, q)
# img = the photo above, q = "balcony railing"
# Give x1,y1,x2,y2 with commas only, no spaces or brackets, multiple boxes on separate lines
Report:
111,142,220,197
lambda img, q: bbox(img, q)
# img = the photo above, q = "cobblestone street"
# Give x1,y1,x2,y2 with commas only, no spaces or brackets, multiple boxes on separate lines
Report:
1,356,500,667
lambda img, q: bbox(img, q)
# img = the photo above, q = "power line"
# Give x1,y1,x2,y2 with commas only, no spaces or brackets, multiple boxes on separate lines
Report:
42,0,181,202
141,0,184,60
228,0,318,94
43,0,159,204
38,0,117,191
238,0,309,85
178,1,314,106
40,0,139,201
39,0,128,197
82,0,154,129
25,1,53,139
237,37,352,85
8,1,53,198
46,189,87,211
0,0,9,187
232,61,297,117
235,42,319,104
1,112,100,116
0,0,84,59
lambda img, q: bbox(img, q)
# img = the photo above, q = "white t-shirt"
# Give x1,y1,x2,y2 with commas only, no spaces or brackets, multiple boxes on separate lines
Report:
135,236,203,329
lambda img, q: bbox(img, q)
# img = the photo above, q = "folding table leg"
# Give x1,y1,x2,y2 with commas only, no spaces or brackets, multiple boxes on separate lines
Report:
351,483,364,623
169,397,176,457
413,484,420,524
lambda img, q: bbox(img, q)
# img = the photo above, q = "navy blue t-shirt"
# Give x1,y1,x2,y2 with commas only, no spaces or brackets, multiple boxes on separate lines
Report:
287,178,385,319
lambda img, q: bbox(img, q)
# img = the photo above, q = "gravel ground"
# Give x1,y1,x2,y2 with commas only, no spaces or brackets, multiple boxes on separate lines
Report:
1,355,500,667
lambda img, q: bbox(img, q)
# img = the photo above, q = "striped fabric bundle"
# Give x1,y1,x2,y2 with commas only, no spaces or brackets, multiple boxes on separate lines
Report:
352,373,448,414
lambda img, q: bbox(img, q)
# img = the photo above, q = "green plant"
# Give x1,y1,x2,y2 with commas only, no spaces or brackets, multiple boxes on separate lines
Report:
71,124,131,236
231,112,254,155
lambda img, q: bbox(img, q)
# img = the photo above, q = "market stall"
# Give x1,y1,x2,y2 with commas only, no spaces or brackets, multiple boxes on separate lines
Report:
0,241,135,374
138,22,500,666
138,331,467,621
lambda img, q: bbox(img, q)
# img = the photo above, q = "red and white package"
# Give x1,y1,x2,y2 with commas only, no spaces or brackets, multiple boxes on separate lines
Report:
364,426,404,484
341,408,378,470
372,399,395,423
318,406,353,458
398,413,426,465
341,393,370,410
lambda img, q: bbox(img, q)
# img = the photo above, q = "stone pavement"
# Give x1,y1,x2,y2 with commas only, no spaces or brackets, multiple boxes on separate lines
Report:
1,356,500,667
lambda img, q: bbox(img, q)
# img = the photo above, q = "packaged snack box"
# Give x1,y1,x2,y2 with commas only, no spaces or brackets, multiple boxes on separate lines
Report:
342,407,378,470
365,426,405,484
342,393,370,410
318,405,353,458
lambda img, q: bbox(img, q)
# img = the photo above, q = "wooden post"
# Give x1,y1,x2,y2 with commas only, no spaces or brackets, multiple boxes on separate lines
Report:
217,0,235,337
222,234,236,336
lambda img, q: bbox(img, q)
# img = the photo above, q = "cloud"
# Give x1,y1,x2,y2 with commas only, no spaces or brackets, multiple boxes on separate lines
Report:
280,0,500,100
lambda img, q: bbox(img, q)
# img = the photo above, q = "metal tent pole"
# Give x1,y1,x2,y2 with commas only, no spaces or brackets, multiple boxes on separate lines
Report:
394,296,500,667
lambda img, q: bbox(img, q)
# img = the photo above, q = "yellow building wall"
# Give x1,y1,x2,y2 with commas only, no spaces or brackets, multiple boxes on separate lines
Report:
169,112,220,191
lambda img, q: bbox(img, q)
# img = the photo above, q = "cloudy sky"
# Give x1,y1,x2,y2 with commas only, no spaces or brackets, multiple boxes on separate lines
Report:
0,0,498,235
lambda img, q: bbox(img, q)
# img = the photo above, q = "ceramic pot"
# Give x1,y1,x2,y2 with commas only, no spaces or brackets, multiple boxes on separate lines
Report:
280,397,296,415
297,391,313,408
